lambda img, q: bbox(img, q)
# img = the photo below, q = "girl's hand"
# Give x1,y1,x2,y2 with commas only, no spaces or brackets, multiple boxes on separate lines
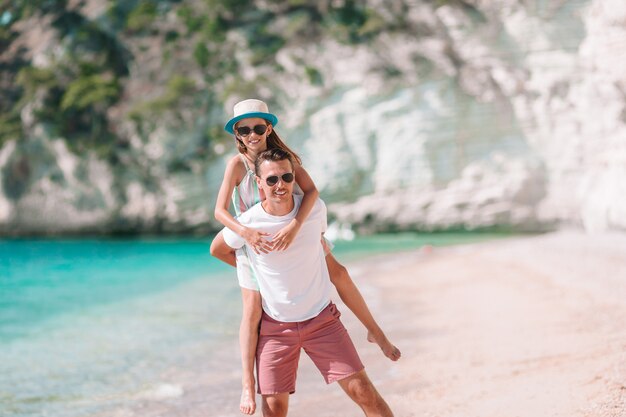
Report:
272,220,301,251
241,227,273,254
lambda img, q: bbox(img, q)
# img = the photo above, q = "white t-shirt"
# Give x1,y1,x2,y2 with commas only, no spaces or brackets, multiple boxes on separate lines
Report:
223,195,332,322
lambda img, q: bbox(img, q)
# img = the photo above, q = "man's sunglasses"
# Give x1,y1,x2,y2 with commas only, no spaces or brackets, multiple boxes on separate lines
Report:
262,173,294,186
236,124,268,137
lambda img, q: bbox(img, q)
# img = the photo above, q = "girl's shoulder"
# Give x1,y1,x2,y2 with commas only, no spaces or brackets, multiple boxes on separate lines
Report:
225,153,248,180
226,153,247,168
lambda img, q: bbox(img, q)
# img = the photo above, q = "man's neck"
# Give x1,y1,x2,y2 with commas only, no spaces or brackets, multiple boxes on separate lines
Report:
262,195,295,216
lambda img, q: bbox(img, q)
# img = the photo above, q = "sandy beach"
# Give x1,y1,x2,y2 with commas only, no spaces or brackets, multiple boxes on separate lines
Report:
274,231,626,417
116,231,626,417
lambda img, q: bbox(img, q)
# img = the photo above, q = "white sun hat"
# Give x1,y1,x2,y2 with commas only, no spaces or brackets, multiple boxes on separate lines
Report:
224,99,279,134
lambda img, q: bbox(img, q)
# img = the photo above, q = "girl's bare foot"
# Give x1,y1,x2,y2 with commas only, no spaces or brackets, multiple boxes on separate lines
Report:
240,383,256,415
368,331,401,361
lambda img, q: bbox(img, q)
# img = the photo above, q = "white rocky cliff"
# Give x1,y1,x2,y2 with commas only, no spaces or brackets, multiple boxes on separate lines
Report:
277,0,626,233
0,0,624,234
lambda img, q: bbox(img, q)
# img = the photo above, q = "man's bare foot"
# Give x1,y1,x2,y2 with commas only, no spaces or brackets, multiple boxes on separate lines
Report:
368,331,401,361
240,384,256,415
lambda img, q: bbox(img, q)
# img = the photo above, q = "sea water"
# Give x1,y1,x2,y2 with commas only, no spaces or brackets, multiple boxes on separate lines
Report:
0,233,504,417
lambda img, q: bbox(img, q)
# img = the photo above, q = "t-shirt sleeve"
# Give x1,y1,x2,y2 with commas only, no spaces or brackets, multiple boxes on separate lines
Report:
222,226,245,249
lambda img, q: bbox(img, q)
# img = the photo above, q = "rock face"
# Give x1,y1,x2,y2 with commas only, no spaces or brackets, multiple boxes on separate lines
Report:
0,128,215,235
1,0,625,235
279,0,626,233
0,130,115,234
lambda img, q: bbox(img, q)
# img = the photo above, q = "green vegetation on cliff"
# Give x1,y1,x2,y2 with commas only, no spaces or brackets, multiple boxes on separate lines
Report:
1,0,473,167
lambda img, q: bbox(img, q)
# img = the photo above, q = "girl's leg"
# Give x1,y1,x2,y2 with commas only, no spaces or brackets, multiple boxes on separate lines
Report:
325,252,401,361
211,232,262,414
240,287,262,415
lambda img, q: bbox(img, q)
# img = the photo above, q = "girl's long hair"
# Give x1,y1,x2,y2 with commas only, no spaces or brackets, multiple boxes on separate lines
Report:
235,125,303,166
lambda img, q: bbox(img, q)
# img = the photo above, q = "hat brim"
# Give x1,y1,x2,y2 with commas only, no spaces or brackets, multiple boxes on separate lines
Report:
224,112,279,134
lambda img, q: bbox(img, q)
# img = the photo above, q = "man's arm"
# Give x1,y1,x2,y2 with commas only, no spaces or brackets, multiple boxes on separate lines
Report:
210,231,237,267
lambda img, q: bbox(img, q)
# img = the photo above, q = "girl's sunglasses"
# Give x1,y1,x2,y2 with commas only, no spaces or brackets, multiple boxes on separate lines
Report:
236,124,268,137
263,173,294,186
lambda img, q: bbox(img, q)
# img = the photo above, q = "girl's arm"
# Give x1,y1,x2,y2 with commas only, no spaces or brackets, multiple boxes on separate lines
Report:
214,156,272,254
272,164,320,250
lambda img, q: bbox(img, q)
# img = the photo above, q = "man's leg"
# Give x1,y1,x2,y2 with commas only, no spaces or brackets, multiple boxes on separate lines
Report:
338,370,394,417
256,312,301,416
261,393,289,417
301,303,393,416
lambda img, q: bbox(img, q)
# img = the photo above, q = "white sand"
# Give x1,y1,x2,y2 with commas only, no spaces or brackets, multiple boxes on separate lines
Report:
286,231,626,416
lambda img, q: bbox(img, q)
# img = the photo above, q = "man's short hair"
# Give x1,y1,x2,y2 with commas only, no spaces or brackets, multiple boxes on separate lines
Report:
255,148,295,176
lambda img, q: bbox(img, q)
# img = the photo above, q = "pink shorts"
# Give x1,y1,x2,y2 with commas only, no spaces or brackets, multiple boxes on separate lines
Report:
256,302,364,395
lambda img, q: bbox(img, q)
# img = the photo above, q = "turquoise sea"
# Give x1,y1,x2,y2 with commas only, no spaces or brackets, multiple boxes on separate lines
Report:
0,233,506,417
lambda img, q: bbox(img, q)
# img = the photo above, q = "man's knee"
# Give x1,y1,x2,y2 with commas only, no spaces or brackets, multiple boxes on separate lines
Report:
340,371,387,411
349,379,379,407
262,394,289,417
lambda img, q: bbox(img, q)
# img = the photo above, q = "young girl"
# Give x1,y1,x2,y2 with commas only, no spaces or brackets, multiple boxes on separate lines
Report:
210,99,400,415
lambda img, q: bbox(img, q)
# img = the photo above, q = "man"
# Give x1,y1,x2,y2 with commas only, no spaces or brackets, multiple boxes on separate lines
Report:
212,148,395,417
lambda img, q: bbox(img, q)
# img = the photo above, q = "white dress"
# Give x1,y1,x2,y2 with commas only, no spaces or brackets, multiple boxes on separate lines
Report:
231,155,262,290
